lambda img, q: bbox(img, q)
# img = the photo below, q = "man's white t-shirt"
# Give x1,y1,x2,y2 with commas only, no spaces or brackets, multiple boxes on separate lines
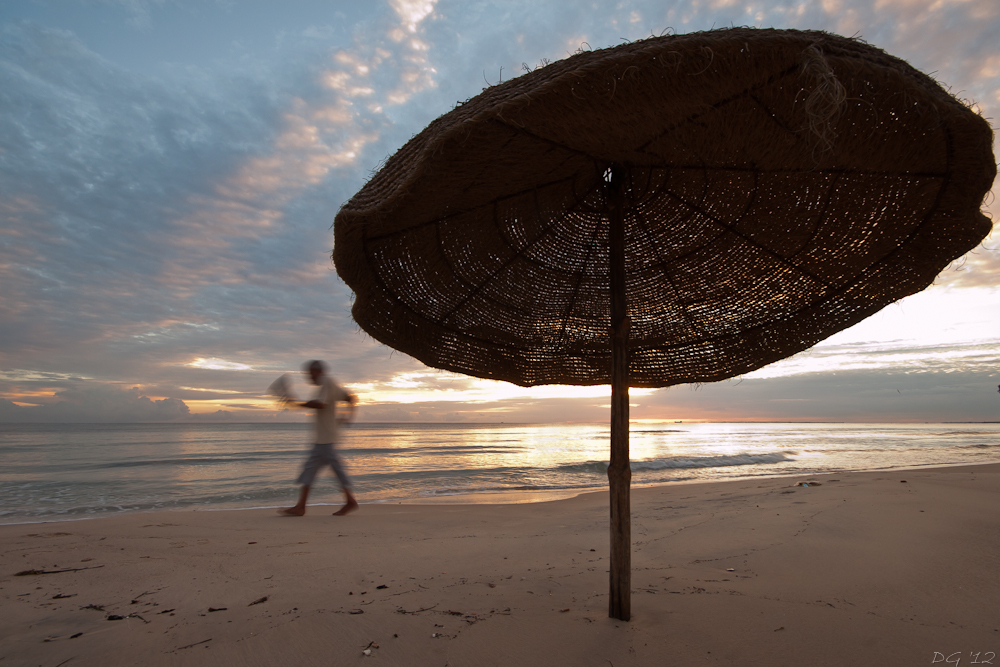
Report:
314,376,349,444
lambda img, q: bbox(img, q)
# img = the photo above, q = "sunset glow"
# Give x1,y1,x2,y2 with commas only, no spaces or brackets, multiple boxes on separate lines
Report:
0,1,996,424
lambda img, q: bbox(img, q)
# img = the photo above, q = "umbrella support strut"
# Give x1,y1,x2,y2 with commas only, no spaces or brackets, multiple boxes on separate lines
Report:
607,167,631,621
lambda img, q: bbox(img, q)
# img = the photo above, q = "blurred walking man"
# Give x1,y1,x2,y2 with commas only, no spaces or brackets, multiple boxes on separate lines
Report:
280,360,358,516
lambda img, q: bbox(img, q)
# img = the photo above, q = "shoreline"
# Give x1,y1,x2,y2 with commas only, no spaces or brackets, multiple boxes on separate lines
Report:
5,457,999,527
2,463,998,665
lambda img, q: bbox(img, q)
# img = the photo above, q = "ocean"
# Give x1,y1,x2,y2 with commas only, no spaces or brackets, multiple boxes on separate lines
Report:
1,422,998,524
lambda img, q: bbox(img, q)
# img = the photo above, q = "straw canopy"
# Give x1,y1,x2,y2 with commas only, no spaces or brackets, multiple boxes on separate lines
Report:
334,28,994,388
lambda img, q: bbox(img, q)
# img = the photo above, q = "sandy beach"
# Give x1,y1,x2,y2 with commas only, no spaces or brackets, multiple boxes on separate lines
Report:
2,464,998,666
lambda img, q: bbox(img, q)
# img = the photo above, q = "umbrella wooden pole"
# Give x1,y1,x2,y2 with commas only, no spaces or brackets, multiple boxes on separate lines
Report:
607,168,631,621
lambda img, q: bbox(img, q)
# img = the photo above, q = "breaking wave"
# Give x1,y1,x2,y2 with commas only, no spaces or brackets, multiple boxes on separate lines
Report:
558,451,795,475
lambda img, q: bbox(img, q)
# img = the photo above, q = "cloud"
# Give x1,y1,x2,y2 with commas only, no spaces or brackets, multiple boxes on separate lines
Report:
0,1,997,424
348,369,659,414
746,339,999,379
935,234,1000,288
0,17,414,393
349,365,1000,424
188,409,238,421
187,358,255,371
390,0,438,32
741,286,1000,379
105,0,169,30
640,367,1000,423
1,22,291,355
0,385,190,423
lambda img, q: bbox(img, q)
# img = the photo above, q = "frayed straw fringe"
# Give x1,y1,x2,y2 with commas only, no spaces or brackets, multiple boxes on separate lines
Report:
800,44,847,152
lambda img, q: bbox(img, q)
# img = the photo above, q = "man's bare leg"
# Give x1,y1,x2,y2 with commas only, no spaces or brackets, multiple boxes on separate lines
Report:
280,486,310,516
333,489,358,516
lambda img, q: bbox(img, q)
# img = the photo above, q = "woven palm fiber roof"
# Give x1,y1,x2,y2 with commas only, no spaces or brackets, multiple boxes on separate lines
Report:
334,27,995,388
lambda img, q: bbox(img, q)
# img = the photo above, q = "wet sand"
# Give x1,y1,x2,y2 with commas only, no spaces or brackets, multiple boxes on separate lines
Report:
2,464,998,666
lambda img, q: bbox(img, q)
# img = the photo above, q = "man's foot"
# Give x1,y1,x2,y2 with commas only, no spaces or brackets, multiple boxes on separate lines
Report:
333,499,358,516
279,506,305,516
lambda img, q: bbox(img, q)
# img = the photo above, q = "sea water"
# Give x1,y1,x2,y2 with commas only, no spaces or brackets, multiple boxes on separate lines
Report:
1,422,998,524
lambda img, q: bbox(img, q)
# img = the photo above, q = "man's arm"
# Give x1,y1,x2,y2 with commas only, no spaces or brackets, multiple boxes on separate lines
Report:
303,392,355,414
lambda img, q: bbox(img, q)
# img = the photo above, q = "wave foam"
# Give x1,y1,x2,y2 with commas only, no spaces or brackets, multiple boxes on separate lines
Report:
558,451,794,474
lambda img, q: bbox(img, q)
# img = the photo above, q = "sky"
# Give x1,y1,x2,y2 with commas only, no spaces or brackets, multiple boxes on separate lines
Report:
0,0,997,424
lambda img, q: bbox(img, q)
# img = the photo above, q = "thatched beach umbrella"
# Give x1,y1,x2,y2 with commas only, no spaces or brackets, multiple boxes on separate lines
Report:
333,28,995,620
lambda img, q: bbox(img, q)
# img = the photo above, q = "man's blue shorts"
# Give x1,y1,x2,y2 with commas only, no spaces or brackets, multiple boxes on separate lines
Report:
296,443,352,489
